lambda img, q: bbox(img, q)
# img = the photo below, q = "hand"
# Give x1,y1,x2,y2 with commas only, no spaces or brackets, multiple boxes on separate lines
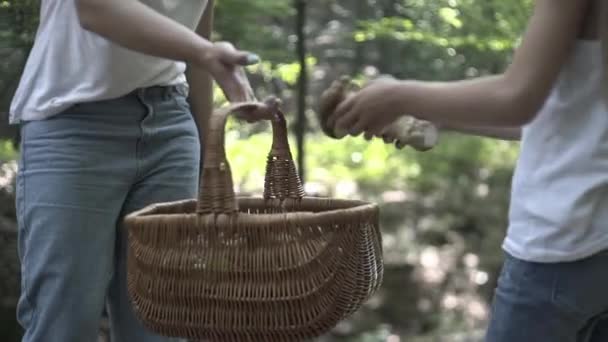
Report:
200,41,259,103
232,96,282,123
362,124,400,142
327,77,406,137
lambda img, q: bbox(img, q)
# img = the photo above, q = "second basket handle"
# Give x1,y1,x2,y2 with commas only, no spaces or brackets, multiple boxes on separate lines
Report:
263,109,305,200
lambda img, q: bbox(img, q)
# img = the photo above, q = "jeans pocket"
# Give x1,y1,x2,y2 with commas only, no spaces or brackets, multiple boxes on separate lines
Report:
15,172,26,259
498,253,560,303
173,92,192,113
552,253,608,318
16,124,27,258
15,125,38,328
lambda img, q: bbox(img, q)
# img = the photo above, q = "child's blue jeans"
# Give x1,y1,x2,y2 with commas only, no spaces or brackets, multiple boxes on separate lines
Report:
15,85,198,342
486,251,608,342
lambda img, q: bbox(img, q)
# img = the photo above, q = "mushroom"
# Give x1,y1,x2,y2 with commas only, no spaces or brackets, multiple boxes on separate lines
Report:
317,75,439,151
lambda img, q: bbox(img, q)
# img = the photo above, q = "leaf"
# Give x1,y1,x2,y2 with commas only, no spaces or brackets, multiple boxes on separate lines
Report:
438,7,463,28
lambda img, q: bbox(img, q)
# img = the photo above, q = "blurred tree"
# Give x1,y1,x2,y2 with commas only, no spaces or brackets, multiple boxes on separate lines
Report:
0,0,37,144
294,0,308,180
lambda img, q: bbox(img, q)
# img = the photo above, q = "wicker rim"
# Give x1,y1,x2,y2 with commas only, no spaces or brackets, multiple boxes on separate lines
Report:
129,197,378,226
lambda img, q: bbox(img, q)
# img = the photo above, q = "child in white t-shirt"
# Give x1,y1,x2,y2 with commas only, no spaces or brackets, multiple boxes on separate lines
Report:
328,0,608,341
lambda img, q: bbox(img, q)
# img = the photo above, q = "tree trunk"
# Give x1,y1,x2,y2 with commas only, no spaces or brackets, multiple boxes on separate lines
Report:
295,0,307,182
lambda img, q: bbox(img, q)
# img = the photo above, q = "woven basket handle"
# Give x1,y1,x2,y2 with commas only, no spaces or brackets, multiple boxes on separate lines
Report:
263,108,305,200
197,100,305,214
197,102,260,214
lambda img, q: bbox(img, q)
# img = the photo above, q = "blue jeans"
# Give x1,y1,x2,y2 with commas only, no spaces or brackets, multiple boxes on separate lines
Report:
15,85,199,342
486,251,608,342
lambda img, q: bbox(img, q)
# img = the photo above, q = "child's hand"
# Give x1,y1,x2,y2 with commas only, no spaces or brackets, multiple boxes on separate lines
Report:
327,77,405,137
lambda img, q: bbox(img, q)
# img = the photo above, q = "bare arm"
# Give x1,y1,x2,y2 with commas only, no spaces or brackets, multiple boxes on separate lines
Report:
441,124,522,141
332,0,590,135
76,0,262,104
394,0,589,127
186,0,215,139
75,0,213,67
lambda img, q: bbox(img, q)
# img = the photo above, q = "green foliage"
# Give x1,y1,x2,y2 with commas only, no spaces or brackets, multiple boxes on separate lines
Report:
214,0,293,63
0,0,37,119
0,0,38,48
0,139,16,161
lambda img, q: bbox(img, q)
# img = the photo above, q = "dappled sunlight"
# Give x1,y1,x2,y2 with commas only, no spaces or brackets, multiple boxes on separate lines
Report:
0,160,16,193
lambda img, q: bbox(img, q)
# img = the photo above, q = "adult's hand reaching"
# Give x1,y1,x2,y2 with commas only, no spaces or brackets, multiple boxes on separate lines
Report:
200,42,259,103
231,97,282,123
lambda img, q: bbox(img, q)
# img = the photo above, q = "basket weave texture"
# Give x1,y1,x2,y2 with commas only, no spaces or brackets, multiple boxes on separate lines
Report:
125,102,384,341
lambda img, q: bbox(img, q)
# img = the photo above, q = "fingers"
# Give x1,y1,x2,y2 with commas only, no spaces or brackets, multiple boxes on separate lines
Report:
214,41,260,66
219,64,256,103
232,100,278,123
349,116,370,136
229,51,260,66
222,81,247,103
242,53,261,66
383,135,395,144
381,125,398,143
362,124,402,143
234,104,267,122
327,94,356,132
235,66,257,102
364,122,386,138
263,96,282,111
335,111,361,136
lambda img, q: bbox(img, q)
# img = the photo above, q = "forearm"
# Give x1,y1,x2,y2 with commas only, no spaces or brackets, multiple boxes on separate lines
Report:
394,0,587,129
395,75,538,128
187,69,214,138
441,123,521,141
186,0,215,138
75,0,212,66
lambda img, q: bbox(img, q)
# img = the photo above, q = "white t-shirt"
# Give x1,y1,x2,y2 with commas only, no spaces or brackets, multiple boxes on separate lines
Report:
505,40,608,262
9,0,208,124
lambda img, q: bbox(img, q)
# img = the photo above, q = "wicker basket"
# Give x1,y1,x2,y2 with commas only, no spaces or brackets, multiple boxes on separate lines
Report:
125,102,384,341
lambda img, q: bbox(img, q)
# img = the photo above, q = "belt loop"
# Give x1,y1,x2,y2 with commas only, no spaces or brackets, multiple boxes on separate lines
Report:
137,87,146,101
177,83,189,98
135,88,153,120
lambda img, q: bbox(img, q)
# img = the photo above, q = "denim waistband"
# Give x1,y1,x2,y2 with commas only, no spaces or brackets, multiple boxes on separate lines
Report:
129,83,189,100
